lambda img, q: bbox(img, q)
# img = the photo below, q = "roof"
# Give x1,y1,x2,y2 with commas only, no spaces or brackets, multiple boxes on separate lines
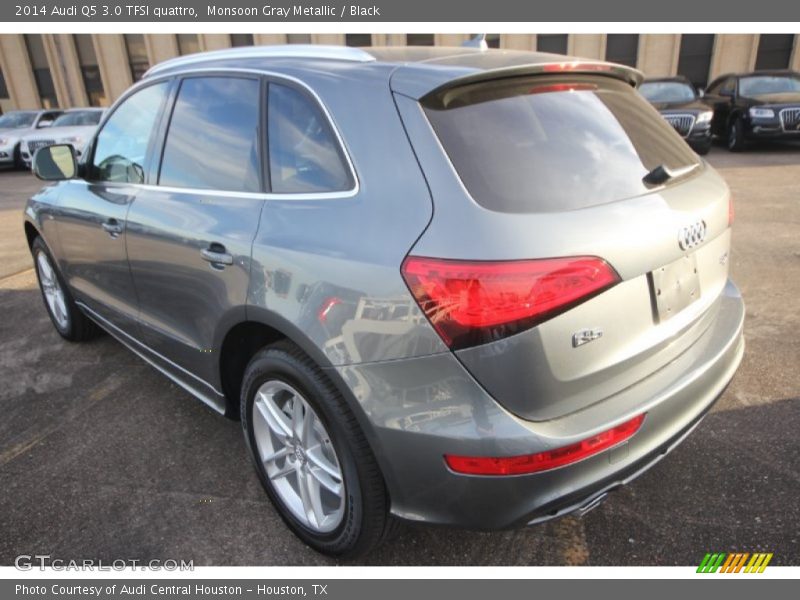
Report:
143,44,644,99
710,69,800,83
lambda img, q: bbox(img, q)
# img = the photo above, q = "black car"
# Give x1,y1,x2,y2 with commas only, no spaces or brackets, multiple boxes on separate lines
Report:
639,76,713,155
702,70,800,151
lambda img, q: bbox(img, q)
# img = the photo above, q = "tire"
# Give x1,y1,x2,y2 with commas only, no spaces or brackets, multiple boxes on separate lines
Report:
727,117,746,152
693,140,712,156
241,340,398,557
32,236,102,342
13,144,24,170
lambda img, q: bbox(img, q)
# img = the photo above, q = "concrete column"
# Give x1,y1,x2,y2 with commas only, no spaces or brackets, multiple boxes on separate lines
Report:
45,35,89,108
0,35,41,109
145,35,179,65
791,35,800,71
254,33,289,45
436,34,469,47
93,35,132,103
200,34,232,52
310,34,344,46
385,34,406,47
569,34,606,60
501,35,536,51
710,34,759,80
371,34,388,46
637,34,681,77
89,35,112,106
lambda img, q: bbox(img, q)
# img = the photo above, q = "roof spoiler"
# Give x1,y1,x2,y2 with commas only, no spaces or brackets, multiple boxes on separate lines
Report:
422,60,644,100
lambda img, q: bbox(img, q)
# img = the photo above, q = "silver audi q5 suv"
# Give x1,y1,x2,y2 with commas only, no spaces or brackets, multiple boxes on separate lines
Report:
24,45,744,557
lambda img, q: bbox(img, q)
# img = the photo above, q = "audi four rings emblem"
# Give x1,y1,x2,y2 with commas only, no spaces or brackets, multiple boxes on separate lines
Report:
678,220,707,250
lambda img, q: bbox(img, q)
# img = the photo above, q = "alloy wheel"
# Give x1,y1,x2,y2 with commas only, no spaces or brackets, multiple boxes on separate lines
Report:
36,251,69,330
251,380,345,533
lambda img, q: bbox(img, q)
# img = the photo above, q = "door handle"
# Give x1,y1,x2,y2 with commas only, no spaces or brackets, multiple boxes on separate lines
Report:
101,219,123,237
201,244,233,267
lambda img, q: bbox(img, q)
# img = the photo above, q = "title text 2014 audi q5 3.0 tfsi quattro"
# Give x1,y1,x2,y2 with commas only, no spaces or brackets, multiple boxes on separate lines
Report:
24,45,744,557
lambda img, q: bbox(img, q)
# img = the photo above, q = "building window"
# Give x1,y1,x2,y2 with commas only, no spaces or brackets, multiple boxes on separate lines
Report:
230,34,254,47
605,34,639,67
124,34,149,82
537,34,568,55
73,35,105,106
24,34,58,108
486,34,500,49
177,34,200,56
755,34,796,70
287,34,312,44
345,34,372,47
406,34,434,46
677,34,715,89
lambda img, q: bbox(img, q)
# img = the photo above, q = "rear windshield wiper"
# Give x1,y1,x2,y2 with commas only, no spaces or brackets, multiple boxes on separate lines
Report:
642,163,699,186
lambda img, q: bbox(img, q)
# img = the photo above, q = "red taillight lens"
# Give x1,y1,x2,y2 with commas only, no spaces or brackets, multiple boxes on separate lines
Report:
445,414,646,476
542,62,614,74
728,195,735,227
401,256,620,350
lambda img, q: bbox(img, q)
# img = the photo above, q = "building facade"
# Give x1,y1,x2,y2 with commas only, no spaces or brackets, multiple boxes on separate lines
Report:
1,33,799,112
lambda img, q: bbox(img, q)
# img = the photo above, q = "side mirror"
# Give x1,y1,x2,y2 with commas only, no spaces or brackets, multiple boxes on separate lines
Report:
697,88,705,98
33,144,77,181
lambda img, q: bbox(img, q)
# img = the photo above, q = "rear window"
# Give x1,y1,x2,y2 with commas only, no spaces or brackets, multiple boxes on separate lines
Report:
423,75,701,213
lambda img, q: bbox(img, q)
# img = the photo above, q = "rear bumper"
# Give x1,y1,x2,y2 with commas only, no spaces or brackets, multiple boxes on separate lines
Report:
333,280,745,529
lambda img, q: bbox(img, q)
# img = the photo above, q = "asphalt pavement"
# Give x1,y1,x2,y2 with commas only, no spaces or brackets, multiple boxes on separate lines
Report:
0,143,798,566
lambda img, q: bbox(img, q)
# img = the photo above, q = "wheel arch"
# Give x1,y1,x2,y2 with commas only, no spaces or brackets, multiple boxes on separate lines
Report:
215,307,395,506
23,219,41,251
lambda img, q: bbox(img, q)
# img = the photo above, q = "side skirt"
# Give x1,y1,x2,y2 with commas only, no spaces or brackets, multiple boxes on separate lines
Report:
76,302,226,415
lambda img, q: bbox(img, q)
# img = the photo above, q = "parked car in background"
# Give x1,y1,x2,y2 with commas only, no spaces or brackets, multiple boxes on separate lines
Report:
20,108,105,169
639,76,713,154
0,109,63,168
24,45,744,557
702,70,800,151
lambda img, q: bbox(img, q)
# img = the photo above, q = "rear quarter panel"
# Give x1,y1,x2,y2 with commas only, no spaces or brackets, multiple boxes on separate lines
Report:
247,68,446,366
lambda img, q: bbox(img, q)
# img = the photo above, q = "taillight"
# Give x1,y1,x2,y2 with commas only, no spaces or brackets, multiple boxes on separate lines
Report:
728,195,735,227
445,413,646,476
401,256,620,350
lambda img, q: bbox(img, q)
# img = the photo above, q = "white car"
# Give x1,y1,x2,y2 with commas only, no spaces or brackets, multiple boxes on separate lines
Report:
0,109,62,168
20,108,105,168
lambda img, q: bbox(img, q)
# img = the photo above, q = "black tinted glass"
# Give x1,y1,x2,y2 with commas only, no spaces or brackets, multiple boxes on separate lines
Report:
639,81,696,103
160,77,261,193
424,75,700,213
267,83,353,194
92,82,168,183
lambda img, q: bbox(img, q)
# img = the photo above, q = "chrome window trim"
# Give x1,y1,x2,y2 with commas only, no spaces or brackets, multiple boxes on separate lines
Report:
143,45,376,78
85,67,360,200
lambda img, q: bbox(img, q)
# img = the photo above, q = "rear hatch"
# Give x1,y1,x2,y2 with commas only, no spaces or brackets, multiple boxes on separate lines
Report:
394,68,733,421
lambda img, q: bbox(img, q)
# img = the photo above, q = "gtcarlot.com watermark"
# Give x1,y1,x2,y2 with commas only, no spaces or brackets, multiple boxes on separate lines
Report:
15,554,194,571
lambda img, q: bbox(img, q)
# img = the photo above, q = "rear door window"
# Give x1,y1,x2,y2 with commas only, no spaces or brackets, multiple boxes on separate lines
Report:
159,76,261,193
267,83,354,194
423,75,701,213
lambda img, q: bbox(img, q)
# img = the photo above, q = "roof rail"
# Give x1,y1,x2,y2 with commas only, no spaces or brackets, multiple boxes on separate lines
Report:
144,44,376,78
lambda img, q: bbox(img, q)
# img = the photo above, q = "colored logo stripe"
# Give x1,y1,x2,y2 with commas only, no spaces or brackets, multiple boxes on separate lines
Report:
697,552,773,573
